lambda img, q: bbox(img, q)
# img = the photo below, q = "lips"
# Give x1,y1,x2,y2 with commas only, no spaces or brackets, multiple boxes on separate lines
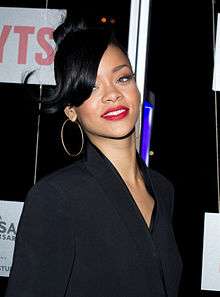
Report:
101,105,129,121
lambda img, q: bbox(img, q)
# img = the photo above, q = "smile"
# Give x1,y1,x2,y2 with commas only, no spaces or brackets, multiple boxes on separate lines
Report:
101,106,129,121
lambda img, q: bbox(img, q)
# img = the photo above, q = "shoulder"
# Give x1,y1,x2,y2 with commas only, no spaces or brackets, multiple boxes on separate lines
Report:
24,158,91,214
37,158,90,187
147,167,175,218
147,167,174,194
137,153,174,195
33,157,91,190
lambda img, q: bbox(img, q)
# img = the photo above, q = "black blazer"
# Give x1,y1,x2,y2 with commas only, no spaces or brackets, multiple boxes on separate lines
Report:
5,140,182,297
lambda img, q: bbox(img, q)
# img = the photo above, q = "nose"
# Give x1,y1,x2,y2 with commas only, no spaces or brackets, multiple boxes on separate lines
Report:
101,85,122,103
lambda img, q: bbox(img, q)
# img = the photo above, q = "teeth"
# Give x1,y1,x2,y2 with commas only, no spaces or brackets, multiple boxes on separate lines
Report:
104,109,126,116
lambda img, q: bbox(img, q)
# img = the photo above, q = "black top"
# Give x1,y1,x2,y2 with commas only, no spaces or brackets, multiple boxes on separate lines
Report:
5,139,182,297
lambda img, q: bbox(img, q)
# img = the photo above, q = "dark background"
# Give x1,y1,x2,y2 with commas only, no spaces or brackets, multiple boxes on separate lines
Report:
0,1,219,296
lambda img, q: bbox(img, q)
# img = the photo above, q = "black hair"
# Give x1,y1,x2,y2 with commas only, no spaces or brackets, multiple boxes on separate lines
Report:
40,14,127,113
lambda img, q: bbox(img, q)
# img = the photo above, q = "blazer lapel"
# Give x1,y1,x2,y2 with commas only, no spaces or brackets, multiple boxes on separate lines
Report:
82,139,159,268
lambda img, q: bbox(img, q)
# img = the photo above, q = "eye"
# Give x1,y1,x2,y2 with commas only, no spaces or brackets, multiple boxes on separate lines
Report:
117,73,135,84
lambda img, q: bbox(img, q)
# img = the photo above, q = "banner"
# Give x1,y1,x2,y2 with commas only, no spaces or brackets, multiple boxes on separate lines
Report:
201,212,220,291
0,7,66,85
213,14,220,91
0,200,24,277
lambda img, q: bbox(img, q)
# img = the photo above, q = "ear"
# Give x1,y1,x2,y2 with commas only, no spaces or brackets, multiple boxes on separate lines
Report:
64,106,77,122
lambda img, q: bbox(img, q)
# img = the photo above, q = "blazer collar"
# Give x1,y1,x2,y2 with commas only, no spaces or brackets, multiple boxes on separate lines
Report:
82,137,156,199
82,138,159,266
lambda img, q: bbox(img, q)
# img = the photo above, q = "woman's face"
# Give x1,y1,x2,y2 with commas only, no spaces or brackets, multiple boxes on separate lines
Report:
65,45,140,142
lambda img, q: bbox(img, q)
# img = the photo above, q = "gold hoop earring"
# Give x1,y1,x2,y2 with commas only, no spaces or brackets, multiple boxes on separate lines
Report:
61,119,84,157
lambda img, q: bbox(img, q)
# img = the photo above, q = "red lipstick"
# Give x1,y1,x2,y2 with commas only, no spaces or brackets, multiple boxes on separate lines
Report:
101,105,129,121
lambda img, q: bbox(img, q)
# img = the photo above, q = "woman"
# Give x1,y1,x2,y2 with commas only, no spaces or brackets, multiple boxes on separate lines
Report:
5,15,182,297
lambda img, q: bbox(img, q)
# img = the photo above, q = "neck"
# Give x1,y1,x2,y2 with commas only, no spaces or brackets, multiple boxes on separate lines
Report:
87,133,142,184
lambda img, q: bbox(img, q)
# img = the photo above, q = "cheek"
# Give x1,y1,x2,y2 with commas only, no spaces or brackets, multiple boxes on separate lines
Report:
76,102,98,127
128,88,141,121
124,87,140,108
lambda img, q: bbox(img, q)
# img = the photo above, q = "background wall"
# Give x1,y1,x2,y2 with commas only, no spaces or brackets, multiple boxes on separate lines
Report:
147,1,219,296
0,1,219,296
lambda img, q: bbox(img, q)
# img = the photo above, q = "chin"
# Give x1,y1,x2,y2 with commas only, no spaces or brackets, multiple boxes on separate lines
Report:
105,126,135,140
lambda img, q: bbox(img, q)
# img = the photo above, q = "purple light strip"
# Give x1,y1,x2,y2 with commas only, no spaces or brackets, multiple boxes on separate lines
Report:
140,101,154,166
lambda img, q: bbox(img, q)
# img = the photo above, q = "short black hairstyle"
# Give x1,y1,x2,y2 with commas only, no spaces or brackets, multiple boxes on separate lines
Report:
40,14,127,113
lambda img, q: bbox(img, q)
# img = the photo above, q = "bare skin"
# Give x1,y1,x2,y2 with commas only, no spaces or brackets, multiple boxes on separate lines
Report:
65,45,154,228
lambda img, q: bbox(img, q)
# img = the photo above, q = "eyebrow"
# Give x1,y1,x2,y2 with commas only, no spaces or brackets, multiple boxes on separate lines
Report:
112,64,131,73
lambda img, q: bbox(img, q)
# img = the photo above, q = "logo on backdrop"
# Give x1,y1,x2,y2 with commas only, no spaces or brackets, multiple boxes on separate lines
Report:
0,215,16,241
0,25,55,65
0,215,17,274
0,200,24,277
0,7,66,85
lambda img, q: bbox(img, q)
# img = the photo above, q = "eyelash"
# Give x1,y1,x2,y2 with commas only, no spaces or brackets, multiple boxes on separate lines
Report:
117,73,135,84
92,73,135,91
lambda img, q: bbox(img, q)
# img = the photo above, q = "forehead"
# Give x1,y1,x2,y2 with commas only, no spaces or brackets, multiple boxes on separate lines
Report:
97,45,131,76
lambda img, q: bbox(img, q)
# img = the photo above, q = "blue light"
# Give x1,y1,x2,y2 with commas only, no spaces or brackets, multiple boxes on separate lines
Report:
140,100,154,166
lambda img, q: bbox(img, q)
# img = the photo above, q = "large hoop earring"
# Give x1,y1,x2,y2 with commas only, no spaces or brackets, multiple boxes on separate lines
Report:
61,119,84,157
